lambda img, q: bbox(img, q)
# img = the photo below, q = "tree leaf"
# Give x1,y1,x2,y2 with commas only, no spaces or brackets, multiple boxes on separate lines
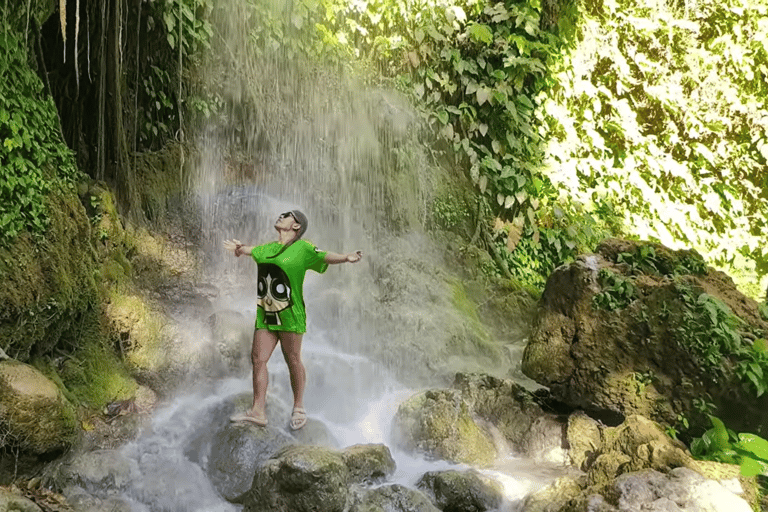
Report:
468,23,493,45
476,88,490,106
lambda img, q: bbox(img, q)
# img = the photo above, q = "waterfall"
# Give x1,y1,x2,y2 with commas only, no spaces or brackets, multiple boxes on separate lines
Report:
111,0,562,509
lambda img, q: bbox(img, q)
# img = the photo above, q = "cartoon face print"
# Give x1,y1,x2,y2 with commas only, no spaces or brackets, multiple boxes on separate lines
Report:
256,263,292,326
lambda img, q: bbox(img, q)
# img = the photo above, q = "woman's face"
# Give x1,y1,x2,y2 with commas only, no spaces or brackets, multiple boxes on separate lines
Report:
275,211,299,231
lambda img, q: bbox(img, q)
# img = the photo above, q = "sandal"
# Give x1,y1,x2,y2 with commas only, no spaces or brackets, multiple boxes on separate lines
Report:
230,413,268,427
290,407,307,430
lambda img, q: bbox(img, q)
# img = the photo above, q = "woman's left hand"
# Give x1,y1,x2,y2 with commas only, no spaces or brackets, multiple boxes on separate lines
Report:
347,250,363,263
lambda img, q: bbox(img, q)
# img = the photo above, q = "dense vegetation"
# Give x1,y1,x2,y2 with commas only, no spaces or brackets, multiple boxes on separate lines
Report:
2,0,767,481
217,0,768,294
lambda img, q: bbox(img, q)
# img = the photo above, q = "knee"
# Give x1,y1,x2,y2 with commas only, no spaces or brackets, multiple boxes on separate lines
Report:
283,351,303,369
251,351,270,368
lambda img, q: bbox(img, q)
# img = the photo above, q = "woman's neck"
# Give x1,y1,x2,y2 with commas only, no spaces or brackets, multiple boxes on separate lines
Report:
277,229,298,245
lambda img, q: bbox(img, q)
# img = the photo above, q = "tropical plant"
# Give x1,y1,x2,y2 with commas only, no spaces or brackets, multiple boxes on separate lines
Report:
0,32,82,248
691,415,768,477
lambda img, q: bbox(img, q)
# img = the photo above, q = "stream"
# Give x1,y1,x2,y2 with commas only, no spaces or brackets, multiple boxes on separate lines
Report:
105,185,564,510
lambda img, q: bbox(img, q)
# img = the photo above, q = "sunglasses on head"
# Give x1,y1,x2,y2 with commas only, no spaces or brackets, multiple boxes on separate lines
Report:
279,211,295,220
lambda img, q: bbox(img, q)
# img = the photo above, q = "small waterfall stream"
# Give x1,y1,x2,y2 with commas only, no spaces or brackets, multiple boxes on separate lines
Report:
109,188,563,511
111,1,566,506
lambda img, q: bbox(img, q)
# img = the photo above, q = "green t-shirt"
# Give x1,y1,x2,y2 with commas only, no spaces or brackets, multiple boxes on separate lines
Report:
250,240,329,333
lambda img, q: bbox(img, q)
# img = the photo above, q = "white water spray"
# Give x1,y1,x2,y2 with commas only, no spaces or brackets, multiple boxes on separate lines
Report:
112,0,564,508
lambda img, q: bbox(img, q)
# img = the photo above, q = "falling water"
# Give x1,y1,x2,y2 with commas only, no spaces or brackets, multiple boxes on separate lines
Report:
113,0,565,509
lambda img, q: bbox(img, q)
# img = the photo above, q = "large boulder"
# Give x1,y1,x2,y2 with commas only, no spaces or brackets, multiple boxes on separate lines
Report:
393,373,569,465
341,444,396,485
520,414,757,512
348,484,439,512
0,360,78,454
242,444,397,512
586,467,753,512
521,238,768,434
416,469,505,512
45,448,139,496
207,423,295,501
391,389,497,465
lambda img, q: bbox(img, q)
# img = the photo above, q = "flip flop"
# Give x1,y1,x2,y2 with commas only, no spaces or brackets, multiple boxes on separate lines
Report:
290,407,307,431
230,413,268,427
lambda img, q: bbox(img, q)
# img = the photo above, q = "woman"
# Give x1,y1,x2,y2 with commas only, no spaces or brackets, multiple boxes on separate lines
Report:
224,210,362,430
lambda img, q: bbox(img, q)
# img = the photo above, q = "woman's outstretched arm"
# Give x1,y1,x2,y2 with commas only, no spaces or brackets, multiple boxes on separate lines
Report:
223,239,254,257
324,250,363,264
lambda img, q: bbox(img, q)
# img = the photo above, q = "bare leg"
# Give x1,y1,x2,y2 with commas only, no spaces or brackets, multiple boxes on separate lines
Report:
249,329,279,419
278,331,306,411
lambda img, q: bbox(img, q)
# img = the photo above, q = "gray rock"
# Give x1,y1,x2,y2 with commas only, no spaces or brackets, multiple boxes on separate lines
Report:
47,449,140,496
0,487,42,512
391,389,497,465
290,418,340,447
64,488,133,512
608,467,753,512
416,469,504,512
342,444,396,485
207,422,294,501
131,451,229,512
243,444,350,512
519,415,568,465
349,484,440,512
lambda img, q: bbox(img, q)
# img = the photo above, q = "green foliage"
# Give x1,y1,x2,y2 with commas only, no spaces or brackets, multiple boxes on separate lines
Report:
593,268,636,310
543,0,768,275
691,416,768,477
159,0,213,60
617,245,661,274
676,284,768,397
139,65,177,146
0,32,83,248
432,194,469,230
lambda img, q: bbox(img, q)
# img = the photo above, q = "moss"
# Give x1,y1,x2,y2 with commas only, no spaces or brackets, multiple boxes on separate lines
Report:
0,191,100,361
106,290,169,375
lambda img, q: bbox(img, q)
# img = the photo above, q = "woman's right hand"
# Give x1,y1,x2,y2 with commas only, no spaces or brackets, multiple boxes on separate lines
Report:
223,239,244,257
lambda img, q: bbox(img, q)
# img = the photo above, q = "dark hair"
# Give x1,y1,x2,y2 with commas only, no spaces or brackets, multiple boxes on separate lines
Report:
268,209,308,259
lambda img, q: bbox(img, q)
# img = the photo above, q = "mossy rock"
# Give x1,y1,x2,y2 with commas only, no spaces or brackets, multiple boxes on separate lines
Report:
0,360,78,454
244,445,351,512
0,191,100,362
391,389,497,466
416,469,505,512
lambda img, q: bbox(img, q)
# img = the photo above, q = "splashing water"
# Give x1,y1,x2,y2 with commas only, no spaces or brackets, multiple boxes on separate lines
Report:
114,0,565,509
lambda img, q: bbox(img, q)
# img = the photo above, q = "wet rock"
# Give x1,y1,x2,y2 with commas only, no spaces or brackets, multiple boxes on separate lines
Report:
0,360,78,455
183,392,290,465
606,467,752,512
131,451,229,512
207,422,294,501
416,469,504,512
341,444,396,485
519,476,582,512
242,443,398,512
64,488,132,512
349,484,440,512
566,411,602,471
391,389,497,465
243,445,350,512
0,487,42,512
519,415,568,465
45,449,139,496
453,373,545,447
290,418,339,448
521,238,768,434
